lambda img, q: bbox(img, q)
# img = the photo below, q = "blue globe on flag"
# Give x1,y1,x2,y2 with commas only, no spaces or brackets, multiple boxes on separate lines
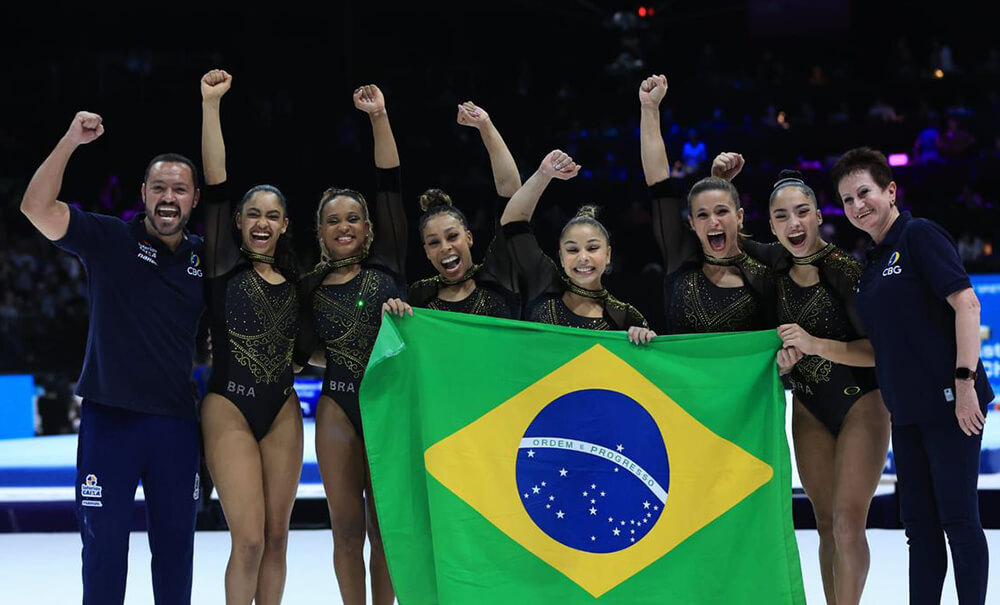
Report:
515,389,670,553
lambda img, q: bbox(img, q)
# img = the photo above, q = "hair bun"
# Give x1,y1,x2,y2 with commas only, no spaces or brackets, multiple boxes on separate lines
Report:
777,169,804,182
575,204,601,220
419,188,453,212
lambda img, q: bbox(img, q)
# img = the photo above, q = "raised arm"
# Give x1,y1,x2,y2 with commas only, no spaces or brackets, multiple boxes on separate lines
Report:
501,151,580,302
354,84,400,169
200,69,231,186
456,101,521,197
500,150,579,226
20,112,105,240
354,85,406,278
199,69,241,279
638,74,669,187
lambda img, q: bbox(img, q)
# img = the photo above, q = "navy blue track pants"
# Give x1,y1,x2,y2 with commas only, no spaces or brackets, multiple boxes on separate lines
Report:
76,400,200,605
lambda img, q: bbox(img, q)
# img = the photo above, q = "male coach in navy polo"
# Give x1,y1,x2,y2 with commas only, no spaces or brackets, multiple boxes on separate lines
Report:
20,111,205,604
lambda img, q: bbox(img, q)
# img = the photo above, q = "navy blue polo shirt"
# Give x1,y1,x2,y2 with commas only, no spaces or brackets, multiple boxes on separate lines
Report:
856,211,993,425
53,206,205,419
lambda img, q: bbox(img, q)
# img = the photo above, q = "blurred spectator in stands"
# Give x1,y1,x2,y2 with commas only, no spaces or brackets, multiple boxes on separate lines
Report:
957,185,985,210
930,38,956,73
679,129,708,176
807,64,827,87
958,233,985,262
938,117,976,159
914,118,942,164
868,98,902,123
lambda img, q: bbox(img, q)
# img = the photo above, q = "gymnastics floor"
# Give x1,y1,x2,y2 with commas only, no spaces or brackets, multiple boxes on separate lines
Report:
1,529,998,603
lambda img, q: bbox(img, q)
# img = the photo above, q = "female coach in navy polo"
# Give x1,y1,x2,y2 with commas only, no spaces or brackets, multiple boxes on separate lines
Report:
833,147,993,605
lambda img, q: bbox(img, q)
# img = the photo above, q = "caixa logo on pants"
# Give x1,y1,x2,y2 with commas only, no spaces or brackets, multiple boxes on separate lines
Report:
882,251,902,277
81,473,103,507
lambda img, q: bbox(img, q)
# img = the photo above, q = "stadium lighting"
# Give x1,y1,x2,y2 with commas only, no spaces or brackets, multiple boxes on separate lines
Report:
887,153,909,167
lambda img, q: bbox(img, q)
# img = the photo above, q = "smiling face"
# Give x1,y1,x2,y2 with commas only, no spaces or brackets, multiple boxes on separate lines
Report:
558,223,610,290
141,161,199,237
688,189,743,258
769,187,824,257
837,169,898,241
422,213,474,280
319,195,371,260
237,191,287,257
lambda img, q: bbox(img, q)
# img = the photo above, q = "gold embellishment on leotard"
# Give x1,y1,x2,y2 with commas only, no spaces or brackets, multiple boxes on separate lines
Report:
561,277,609,300
240,247,276,265
796,354,833,384
737,254,768,276
819,246,863,284
313,268,392,379
703,251,748,267
434,263,483,286
326,253,368,271
427,287,507,317
534,297,611,331
227,270,298,385
678,270,758,332
791,243,834,266
777,276,833,335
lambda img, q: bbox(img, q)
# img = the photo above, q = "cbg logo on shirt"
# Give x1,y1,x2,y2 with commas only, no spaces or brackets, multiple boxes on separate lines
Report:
187,252,203,278
882,251,902,277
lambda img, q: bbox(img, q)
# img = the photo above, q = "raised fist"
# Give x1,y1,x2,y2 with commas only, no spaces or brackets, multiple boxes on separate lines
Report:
201,69,232,102
456,101,491,129
539,149,581,181
711,152,745,181
353,84,386,114
65,111,104,146
638,74,668,107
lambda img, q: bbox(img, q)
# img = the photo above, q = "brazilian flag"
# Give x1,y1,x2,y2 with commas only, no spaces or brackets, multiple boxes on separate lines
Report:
362,310,805,604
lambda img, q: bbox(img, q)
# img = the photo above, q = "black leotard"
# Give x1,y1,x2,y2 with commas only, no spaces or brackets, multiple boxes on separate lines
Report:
502,221,648,330
408,196,520,319
649,179,775,334
294,167,406,436
202,183,299,441
762,244,879,435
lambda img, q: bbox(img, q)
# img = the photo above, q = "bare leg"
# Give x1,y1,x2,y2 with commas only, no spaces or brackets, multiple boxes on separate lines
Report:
202,394,265,605
830,391,891,605
365,464,395,605
316,395,368,605
792,397,838,605
255,393,304,605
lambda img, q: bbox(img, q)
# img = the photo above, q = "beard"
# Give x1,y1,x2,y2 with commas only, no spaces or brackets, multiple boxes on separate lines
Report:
145,203,191,237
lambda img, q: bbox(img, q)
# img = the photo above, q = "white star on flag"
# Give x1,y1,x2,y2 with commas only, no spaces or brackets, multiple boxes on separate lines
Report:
532,486,540,494
527,450,535,458
559,468,568,477
589,507,597,515
643,501,650,509
613,528,620,536
616,444,624,452
556,510,565,519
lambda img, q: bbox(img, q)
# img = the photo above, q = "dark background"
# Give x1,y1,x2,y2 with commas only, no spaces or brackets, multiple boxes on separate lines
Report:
2,0,999,372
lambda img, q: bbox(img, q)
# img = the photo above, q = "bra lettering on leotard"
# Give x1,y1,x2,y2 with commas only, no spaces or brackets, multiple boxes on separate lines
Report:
227,381,256,398
327,381,357,393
